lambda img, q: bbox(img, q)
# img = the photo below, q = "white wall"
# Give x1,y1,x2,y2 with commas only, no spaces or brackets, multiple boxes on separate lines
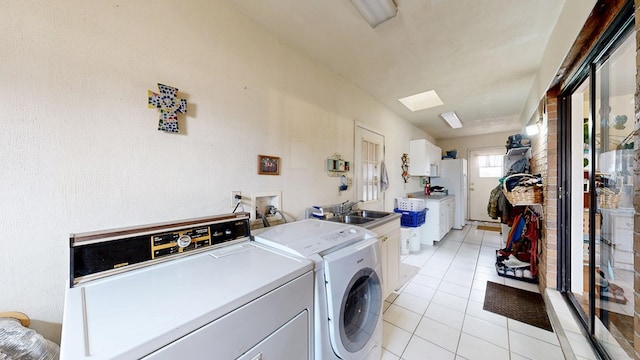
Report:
436,131,516,160
0,0,426,342
520,0,596,124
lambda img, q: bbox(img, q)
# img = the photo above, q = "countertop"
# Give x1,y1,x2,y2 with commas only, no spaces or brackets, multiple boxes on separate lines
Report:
407,192,454,201
251,211,401,234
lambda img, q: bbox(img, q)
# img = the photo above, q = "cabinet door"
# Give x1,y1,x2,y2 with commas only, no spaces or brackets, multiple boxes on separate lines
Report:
379,234,389,298
437,199,454,239
438,204,448,239
433,145,442,170
385,228,400,297
448,198,455,232
372,220,401,299
423,202,440,244
409,139,432,176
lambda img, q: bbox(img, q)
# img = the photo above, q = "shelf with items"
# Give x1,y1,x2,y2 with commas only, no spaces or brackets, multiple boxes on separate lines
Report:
326,158,350,173
493,139,542,282
495,206,541,283
504,147,531,175
501,173,544,218
495,250,539,283
326,153,351,179
501,145,543,217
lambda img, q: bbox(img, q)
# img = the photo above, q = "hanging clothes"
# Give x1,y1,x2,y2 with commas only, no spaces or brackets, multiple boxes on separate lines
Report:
380,161,389,192
499,207,541,277
505,213,526,251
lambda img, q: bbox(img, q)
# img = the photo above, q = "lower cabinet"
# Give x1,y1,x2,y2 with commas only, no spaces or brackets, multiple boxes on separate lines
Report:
371,219,401,299
423,197,454,245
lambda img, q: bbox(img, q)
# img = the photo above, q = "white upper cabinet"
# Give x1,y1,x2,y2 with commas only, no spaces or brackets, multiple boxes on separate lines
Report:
409,139,441,177
432,144,442,174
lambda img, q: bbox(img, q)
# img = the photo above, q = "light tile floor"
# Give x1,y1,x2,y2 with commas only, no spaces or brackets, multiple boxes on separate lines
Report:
381,224,594,360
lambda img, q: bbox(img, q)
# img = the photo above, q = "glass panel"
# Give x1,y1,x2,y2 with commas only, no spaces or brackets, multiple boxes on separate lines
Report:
478,167,502,178
479,154,503,167
361,162,367,200
341,268,381,352
592,32,635,357
569,75,590,312
571,32,636,359
477,154,503,177
360,139,381,202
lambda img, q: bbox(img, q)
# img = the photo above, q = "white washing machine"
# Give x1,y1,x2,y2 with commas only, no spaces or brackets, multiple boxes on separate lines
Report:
61,213,314,360
255,219,383,360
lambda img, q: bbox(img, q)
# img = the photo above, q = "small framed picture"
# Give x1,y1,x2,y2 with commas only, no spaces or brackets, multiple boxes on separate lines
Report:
258,155,280,175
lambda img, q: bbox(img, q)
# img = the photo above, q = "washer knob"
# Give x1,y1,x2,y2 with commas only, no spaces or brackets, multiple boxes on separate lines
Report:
177,234,192,248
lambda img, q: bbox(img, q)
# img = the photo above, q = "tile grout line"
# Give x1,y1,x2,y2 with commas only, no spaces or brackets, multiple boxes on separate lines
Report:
453,225,498,358
404,233,460,359
391,224,551,359
453,226,475,357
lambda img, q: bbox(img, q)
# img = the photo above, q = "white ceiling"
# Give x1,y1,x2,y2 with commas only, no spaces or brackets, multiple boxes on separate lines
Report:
226,0,566,139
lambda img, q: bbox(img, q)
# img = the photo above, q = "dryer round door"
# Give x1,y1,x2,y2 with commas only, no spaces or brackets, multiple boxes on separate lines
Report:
323,238,383,357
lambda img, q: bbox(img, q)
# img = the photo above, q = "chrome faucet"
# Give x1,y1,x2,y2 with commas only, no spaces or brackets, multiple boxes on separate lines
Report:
338,200,363,215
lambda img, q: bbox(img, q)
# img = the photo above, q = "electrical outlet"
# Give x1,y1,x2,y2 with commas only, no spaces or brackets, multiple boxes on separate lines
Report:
231,191,242,207
347,177,353,186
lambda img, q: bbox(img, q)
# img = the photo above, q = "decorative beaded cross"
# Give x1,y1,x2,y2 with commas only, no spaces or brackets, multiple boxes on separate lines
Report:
148,83,187,133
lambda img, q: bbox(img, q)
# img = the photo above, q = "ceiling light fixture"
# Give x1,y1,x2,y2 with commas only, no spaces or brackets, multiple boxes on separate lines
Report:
350,0,397,28
398,90,443,112
526,123,540,136
440,111,463,129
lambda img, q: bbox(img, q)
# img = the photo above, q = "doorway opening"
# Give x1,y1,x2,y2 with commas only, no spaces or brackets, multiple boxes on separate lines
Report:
468,147,504,222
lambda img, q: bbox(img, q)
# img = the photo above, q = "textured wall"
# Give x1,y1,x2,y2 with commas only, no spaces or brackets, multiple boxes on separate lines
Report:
0,0,429,342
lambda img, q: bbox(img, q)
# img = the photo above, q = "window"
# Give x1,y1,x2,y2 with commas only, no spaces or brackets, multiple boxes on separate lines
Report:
361,139,380,202
355,125,385,205
477,155,503,178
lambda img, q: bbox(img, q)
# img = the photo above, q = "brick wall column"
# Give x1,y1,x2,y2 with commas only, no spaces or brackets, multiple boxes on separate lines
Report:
530,94,557,291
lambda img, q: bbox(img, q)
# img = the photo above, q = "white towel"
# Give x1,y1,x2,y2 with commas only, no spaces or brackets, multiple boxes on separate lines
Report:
380,161,389,192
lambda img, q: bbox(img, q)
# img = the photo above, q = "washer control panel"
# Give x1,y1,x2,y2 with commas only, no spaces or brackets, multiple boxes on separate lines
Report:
151,226,211,258
70,213,250,286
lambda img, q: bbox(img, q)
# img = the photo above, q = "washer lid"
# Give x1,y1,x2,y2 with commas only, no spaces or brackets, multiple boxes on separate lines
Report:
60,242,312,360
254,219,374,257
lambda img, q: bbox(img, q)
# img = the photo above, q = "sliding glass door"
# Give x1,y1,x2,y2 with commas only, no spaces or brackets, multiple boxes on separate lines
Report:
560,18,635,358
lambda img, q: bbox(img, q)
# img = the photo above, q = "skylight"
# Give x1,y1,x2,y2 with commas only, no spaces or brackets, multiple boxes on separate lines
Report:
398,90,444,112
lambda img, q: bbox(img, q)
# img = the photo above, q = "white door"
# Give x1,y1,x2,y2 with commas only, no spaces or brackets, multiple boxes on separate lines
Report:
355,125,385,211
468,147,504,222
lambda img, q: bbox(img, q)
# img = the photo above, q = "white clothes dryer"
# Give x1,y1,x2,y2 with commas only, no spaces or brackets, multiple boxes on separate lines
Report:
61,214,315,360
255,219,383,360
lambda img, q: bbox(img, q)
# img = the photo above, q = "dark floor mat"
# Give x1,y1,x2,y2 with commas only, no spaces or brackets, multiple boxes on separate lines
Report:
483,281,553,332
477,225,501,232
